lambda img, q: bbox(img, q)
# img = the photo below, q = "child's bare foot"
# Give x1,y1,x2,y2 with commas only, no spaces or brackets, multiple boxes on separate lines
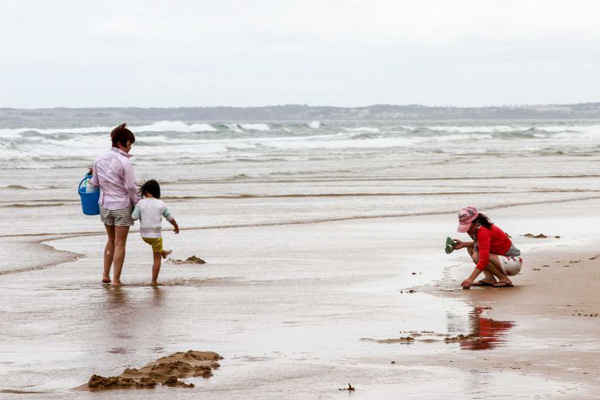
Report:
151,281,158,286
112,280,123,286
162,249,172,259
102,277,111,285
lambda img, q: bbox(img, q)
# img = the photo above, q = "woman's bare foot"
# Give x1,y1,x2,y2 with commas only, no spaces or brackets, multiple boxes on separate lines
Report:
161,249,172,259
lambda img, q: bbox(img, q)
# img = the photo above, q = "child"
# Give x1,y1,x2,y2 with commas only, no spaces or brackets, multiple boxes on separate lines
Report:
132,179,179,285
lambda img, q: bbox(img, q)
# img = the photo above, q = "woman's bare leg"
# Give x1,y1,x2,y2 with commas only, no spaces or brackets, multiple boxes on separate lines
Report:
112,226,130,286
103,224,115,283
472,252,511,285
470,252,497,284
484,254,512,285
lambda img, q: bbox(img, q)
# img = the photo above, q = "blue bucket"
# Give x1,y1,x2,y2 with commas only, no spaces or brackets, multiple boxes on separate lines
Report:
78,176,100,216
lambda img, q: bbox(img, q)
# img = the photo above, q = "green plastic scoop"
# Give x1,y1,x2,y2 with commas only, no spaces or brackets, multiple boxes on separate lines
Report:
445,237,457,254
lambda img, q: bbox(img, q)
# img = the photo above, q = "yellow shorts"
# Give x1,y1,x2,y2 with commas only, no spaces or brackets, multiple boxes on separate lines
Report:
142,237,163,253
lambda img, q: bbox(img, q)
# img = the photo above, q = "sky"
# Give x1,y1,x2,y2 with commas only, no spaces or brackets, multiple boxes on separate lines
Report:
1,0,600,108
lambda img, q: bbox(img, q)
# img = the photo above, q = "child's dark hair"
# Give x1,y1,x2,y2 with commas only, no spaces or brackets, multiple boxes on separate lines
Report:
141,179,161,199
474,213,493,229
111,123,136,148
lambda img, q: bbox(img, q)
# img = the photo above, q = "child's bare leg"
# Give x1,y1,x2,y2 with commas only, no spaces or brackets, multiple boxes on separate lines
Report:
151,252,162,285
161,249,172,259
112,226,130,286
103,224,115,283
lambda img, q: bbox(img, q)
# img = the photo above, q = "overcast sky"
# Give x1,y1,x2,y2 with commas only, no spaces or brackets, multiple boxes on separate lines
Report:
2,0,600,108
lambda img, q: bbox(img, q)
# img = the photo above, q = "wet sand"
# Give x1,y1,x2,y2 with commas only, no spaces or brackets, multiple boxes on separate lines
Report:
1,200,600,399
85,350,222,390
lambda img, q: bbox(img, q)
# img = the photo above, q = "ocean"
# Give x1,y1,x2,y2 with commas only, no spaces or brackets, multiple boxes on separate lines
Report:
2,120,600,238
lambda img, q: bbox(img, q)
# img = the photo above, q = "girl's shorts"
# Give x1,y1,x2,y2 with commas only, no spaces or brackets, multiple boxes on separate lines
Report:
498,255,523,276
143,237,163,253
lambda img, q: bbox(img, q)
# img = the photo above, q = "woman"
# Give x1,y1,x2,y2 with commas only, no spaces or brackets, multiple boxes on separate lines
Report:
90,124,140,286
452,207,522,289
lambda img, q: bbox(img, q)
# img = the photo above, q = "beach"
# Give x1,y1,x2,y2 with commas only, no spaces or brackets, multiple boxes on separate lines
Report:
1,121,600,398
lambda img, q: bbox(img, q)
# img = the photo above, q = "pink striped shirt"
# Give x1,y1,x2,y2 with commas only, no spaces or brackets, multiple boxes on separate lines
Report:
90,148,140,210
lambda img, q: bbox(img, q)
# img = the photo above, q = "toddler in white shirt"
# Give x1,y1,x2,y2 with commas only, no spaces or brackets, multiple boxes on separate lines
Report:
132,179,179,285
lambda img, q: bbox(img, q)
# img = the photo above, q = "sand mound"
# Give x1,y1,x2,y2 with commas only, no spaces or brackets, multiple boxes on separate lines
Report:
170,255,206,265
87,350,222,391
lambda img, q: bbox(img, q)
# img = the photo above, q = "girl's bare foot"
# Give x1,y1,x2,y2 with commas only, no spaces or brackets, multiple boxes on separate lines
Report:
151,281,158,286
102,277,111,284
112,280,123,286
471,279,497,287
162,249,172,259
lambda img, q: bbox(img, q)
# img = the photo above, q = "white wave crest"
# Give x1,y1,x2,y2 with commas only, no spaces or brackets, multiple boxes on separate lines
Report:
132,121,217,133
223,123,243,132
0,126,111,138
308,121,321,129
240,123,270,131
343,127,380,133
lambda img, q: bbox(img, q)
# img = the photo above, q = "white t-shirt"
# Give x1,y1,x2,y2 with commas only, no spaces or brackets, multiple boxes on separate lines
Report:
131,198,174,238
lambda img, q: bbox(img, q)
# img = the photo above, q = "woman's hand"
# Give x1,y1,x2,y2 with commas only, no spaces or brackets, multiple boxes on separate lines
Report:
461,278,474,289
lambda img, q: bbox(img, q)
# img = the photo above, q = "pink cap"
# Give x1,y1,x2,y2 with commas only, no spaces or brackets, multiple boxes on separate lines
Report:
457,206,479,232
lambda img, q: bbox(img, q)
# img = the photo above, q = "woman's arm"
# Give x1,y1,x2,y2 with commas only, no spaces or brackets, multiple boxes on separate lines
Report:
453,239,475,250
123,160,140,205
475,229,491,271
90,164,99,187
462,268,483,289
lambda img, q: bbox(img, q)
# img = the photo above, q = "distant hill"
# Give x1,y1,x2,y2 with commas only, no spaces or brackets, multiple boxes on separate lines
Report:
1,103,600,127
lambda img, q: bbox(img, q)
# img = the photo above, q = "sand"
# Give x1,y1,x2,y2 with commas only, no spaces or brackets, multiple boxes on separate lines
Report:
434,240,600,388
86,350,222,391
2,200,600,399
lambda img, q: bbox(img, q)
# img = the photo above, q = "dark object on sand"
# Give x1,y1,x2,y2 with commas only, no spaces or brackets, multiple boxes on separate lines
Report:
444,334,480,343
171,255,206,265
339,383,355,391
523,233,560,239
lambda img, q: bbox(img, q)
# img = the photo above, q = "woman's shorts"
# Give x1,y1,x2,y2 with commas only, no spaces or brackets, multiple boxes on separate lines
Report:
498,255,523,276
100,205,134,227
143,237,163,253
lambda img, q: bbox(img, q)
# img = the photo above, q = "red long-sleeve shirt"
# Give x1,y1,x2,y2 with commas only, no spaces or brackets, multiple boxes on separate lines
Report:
475,224,513,271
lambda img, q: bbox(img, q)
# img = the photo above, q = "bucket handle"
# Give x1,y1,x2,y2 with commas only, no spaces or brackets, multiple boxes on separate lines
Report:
78,176,91,192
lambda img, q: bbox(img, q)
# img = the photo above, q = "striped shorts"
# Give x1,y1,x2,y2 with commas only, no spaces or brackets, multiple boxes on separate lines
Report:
100,205,134,227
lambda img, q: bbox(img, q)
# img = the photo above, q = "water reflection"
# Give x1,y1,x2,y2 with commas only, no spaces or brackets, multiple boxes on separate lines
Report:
461,306,514,350
103,285,130,308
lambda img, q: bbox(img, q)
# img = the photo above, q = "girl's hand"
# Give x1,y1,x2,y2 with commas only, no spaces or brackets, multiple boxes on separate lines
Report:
461,278,473,289
173,227,179,234
453,239,465,250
